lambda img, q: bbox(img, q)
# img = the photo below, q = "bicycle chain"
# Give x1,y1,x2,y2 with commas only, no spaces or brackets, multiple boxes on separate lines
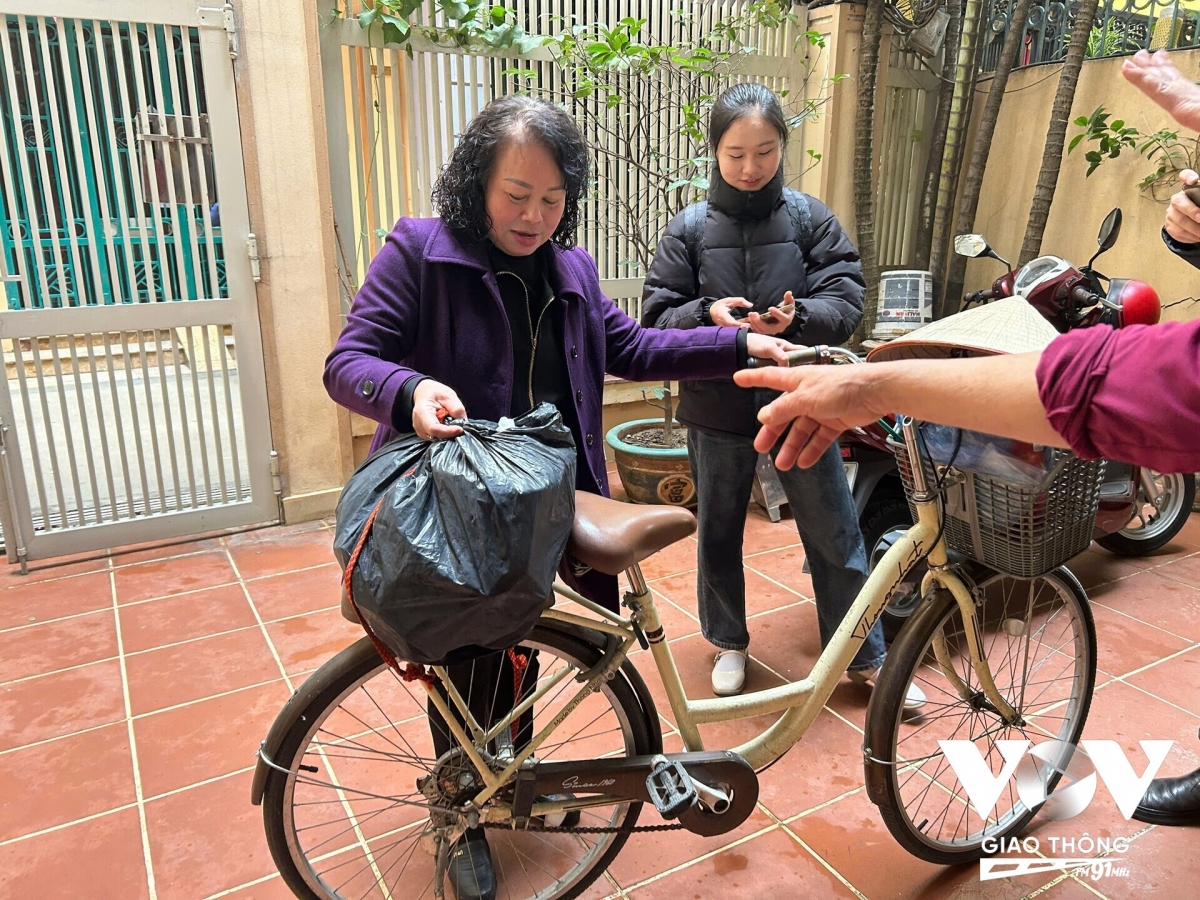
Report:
482,820,686,834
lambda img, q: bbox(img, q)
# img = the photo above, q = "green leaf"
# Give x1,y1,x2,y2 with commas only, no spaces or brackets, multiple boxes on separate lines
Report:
357,7,379,28
606,93,621,108
1111,119,1125,130
514,33,544,53
380,14,410,44
440,0,471,19
689,175,709,190
1085,150,1102,164
1068,134,1085,153
490,6,507,24
374,228,389,238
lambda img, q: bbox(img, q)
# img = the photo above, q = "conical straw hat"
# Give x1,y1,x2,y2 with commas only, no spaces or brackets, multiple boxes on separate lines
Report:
866,296,1059,363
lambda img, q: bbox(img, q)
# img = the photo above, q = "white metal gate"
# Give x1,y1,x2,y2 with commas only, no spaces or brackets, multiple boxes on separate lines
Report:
0,0,276,567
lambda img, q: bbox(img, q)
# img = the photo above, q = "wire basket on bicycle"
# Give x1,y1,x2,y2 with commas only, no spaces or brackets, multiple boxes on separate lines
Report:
890,425,1106,578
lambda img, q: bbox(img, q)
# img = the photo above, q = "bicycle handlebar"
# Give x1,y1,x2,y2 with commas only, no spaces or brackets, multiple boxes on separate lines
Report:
744,345,864,368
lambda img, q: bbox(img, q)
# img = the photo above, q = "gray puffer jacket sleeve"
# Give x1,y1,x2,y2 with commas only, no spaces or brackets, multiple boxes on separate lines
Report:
790,197,866,345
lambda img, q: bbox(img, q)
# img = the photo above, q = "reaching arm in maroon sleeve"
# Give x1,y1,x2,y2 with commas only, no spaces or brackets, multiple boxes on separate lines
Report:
1037,319,1200,473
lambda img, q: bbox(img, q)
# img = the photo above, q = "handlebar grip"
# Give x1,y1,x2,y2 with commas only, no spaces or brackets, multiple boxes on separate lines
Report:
745,346,823,368
1070,285,1099,306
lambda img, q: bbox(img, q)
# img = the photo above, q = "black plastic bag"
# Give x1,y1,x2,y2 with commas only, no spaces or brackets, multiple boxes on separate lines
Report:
334,404,576,665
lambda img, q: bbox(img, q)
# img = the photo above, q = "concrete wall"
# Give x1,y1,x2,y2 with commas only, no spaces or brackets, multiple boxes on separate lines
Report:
962,51,1200,322
235,0,353,522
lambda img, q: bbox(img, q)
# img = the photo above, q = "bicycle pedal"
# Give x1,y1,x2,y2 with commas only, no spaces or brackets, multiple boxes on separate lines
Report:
645,755,698,819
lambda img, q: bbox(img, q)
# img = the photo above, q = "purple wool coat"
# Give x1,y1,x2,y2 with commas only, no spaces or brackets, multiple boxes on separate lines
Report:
324,217,743,605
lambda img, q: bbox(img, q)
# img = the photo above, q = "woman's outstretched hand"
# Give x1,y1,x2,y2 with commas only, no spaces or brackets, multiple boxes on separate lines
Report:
412,380,467,440
743,334,803,367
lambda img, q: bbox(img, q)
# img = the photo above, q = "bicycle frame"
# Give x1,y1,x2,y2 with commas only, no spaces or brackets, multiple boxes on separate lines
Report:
414,416,1021,822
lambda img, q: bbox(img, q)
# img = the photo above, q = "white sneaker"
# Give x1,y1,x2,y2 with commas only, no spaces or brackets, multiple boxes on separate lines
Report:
711,650,747,696
848,667,927,713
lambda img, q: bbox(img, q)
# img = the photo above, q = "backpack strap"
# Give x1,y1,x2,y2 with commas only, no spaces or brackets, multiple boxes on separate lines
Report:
682,200,707,294
783,189,814,258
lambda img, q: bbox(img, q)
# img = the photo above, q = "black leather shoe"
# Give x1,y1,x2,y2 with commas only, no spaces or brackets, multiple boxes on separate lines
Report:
447,828,496,900
1132,765,1200,826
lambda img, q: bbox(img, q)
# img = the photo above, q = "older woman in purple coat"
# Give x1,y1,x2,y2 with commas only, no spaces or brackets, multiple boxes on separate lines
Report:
324,95,791,900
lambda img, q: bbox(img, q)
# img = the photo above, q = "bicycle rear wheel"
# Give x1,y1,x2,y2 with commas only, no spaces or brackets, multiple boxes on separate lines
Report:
262,624,656,900
865,568,1096,864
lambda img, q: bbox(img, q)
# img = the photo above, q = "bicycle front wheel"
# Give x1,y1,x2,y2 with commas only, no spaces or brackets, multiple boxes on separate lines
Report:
261,624,656,900
865,567,1096,864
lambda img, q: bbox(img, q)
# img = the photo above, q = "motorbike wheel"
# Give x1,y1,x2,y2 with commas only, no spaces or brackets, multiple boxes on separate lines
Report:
1096,472,1195,556
860,492,922,643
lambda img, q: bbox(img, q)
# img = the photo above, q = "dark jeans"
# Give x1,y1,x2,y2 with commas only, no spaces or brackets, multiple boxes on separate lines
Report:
688,427,886,672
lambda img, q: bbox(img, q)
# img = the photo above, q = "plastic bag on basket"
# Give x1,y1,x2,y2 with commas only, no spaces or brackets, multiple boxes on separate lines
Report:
920,423,1054,488
333,403,577,665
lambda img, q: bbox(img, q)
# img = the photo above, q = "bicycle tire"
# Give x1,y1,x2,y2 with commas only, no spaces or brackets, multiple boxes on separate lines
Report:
262,624,656,900
865,568,1096,865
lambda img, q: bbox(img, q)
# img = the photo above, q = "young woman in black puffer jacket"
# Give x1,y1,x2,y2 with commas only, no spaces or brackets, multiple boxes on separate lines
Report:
641,84,923,710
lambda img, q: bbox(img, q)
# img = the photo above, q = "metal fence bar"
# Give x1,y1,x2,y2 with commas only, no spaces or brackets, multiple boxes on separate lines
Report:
133,329,167,512
152,326,182,509
64,338,103,523
216,328,243,500
52,21,112,308
83,336,121,520
200,326,228,503
9,340,50,519
33,19,92,307
103,19,161,303
145,25,195,301
169,327,197,507
177,24,222,298
27,335,70,523
10,19,72,306
100,330,137,513
183,325,212,504
161,26,207,300
72,18,129,307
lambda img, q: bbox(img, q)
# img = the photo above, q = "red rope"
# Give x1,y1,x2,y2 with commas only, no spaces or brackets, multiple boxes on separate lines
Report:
507,647,529,741
342,498,437,687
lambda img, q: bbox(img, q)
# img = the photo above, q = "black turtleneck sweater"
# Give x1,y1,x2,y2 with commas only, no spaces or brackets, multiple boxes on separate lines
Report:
395,243,577,440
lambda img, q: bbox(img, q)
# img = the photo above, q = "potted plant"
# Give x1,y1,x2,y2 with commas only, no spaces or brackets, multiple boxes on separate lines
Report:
606,381,696,505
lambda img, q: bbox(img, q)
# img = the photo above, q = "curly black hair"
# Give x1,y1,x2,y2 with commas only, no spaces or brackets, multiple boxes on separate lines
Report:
431,95,589,249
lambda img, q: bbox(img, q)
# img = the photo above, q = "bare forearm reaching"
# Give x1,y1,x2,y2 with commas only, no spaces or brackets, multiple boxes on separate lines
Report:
734,353,1066,470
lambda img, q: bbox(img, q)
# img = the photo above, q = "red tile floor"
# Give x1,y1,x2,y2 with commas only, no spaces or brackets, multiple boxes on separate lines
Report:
3,467,1200,899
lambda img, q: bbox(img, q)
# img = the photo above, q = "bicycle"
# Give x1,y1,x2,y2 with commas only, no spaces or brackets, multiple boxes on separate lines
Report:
251,346,1100,899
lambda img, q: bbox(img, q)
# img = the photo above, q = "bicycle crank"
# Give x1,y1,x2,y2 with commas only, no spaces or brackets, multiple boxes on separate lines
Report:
509,750,758,836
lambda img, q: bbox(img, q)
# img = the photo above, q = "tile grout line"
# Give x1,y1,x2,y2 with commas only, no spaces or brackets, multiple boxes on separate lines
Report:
141,765,258,804
108,563,158,900
0,802,140,848
615,821,782,893
0,654,122,689
0,666,288,756
777,821,870,900
222,545,296,692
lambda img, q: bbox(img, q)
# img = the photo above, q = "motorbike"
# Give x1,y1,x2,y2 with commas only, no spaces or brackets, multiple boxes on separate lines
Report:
844,209,1196,641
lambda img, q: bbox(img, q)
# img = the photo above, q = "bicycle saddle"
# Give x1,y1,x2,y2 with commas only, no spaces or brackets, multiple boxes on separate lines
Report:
567,490,696,576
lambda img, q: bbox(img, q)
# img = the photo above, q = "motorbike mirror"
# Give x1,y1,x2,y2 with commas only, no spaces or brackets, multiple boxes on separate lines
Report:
954,234,990,258
954,233,1011,270
1087,208,1123,269
1096,208,1122,252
